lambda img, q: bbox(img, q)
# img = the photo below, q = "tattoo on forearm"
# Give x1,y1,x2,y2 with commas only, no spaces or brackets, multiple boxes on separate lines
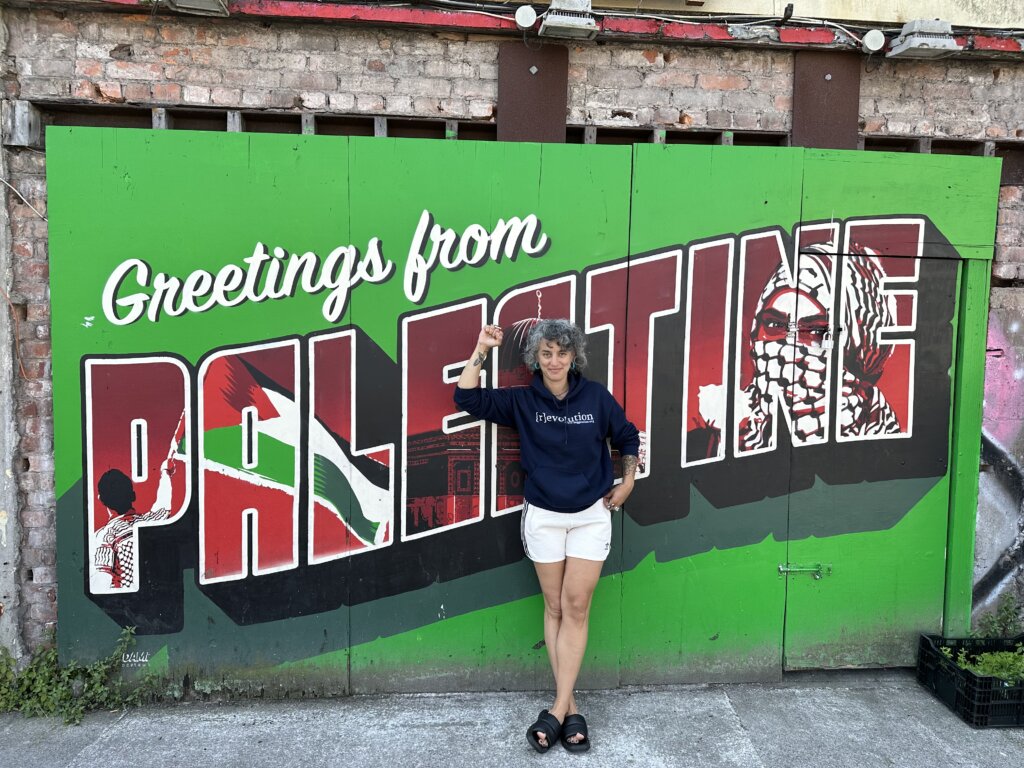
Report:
622,455,638,479
471,352,487,367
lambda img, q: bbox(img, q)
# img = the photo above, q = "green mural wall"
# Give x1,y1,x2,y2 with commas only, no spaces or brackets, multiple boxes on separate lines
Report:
46,128,999,689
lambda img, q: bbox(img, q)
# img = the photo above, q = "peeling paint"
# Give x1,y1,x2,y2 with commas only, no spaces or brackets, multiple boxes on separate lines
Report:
0,509,7,548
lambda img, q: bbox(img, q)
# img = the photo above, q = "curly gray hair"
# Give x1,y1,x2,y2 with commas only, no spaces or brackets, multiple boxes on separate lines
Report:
522,319,588,370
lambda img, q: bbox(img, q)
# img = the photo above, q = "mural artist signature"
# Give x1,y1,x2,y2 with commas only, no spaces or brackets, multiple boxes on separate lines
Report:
121,651,151,668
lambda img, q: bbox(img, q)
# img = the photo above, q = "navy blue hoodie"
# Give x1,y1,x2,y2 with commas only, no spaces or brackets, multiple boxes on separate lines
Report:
454,372,640,513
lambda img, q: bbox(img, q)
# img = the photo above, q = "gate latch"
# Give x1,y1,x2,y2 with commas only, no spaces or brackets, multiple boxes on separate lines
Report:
778,563,832,580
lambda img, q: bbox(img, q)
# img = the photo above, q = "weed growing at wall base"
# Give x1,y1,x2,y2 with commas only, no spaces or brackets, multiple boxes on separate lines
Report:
974,593,1024,638
0,627,158,724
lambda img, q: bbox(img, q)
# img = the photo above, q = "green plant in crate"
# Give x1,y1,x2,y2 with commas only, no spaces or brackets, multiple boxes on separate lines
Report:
939,643,1024,685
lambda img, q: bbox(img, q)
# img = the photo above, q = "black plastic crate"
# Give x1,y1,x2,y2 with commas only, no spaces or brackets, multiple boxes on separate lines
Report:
917,633,1024,728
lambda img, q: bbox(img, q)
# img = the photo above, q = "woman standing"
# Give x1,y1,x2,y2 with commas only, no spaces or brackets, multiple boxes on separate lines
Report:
454,319,639,753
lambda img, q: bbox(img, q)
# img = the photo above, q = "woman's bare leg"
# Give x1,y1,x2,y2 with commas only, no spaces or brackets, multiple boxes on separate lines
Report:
533,557,603,746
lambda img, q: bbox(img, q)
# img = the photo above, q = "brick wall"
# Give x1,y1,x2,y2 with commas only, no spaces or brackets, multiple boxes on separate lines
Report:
3,5,1024,652
996,186,1024,280
6,143,53,651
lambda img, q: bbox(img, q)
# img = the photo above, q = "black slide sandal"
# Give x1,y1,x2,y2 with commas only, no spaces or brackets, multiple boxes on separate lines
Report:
526,709,562,753
560,713,590,753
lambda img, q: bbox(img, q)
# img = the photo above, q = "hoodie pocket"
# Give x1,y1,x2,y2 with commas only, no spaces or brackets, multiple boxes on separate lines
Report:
526,466,593,510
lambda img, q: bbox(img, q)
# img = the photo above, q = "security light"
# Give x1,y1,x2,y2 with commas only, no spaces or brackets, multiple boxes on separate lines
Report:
539,0,599,40
162,0,230,17
886,19,962,58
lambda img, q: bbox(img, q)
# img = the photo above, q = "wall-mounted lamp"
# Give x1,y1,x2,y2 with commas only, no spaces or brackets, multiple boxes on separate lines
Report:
886,19,962,58
538,0,599,40
860,29,887,54
515,5,538,30
162,0,229,17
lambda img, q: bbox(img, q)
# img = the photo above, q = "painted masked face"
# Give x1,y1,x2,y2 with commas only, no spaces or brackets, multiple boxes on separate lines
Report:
742,250,834,451
740,243,901,452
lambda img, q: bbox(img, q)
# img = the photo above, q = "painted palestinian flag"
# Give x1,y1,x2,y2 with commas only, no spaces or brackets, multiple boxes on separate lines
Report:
200,343,391,580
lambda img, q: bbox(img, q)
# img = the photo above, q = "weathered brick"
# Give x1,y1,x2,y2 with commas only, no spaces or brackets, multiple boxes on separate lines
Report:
18,473,54,492
21,76,72,98
424,60,474,79
16,261,49,282
221,68,281,89
570,46,612,67
262,91,301,110
385,95,414,114
670,88,724,110
22,340,51,359
210,87,243,106
992,262,1021,280
19,506,52,528
612,48,663,68
253,51,309,71
97,81,124,101
469,100,494,120
644,70,698,89
280,30,336,52
309,53,367,73
217,27,279,49
300,92,328,110
355,94,386,112
587,68,644,89
27,603,58,624
698,73,750,91
452,78,496,100
33,59,75,77
281,71,338,91
707,110,734,128
157,24,195,44
328,92,357,111
350,75,399,96
999,186,1023,204
74,59,103,79
183,85,211,105
105,60,163,81
30,568,58,587
25,521,57,547
123,82,151,102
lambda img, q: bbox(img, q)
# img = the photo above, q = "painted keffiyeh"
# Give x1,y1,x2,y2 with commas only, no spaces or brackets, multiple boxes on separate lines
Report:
738,243,900,451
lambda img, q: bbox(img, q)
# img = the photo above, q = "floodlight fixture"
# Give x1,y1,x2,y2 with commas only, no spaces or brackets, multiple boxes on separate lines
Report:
886,19,962,58
162,0,230,17
538,0,599,40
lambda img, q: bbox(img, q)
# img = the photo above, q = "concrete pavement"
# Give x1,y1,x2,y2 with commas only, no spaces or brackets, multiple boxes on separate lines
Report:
2,669,1022,767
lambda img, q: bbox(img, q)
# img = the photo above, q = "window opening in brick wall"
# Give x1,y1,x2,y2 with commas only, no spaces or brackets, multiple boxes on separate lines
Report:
44,105,152,131
315,115,376,136
166,109,229,132
243,112,303,135
387,119,448,140
457,122,497,141
565,126,586,144
665,131,720,145
931,139,987,156
593,127,656,145
732,131,789,147
862,136,920,153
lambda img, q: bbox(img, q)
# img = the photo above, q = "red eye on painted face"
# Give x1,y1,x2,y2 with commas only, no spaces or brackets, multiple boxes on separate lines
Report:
795,318,830,346
755,308,790,342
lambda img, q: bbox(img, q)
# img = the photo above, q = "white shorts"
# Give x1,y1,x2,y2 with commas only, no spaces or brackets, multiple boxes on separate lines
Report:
521,498,612,563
